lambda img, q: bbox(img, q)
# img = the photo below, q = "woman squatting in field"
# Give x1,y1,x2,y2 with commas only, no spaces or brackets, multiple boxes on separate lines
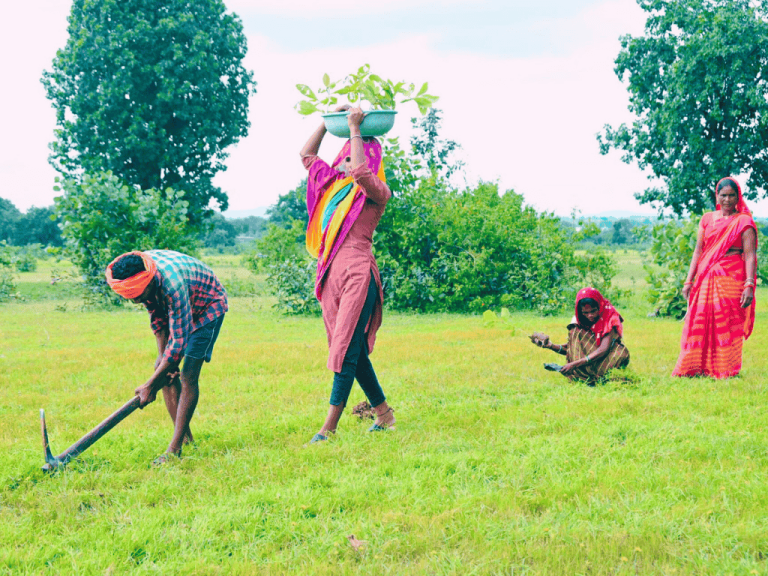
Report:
530,287,630,384
672,177,757,378
300,105,396,443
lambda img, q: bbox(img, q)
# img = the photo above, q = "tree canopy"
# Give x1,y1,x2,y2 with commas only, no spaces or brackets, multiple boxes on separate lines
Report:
42,0,256,224
55,171,198,304
598,0,768,215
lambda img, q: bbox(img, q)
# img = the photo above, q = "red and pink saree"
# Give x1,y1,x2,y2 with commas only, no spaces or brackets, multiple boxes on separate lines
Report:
672,179,757,378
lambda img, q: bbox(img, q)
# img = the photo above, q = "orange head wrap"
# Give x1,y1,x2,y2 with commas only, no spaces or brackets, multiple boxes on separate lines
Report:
105,251,157,299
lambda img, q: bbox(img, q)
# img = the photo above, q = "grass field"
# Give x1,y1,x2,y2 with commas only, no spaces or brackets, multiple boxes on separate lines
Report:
2,252,767,575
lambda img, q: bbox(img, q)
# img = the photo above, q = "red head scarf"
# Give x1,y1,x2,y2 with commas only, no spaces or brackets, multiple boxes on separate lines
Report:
105,251,157,299
574,287,623,346
715,176,752,215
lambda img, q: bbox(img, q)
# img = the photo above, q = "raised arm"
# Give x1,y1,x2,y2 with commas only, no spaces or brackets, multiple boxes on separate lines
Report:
300,104,351,159
347,106,392,205
348,107,366,167
300,122,327,159
682,217,707,300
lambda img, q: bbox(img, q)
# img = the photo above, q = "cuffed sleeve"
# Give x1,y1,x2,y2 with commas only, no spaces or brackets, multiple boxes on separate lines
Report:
301,155,319,170
350,163,391,205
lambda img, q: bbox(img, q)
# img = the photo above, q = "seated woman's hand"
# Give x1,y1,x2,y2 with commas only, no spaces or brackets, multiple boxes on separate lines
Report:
334,104,351,113
560,360,580,375
347,106,365,130
529,332,550,348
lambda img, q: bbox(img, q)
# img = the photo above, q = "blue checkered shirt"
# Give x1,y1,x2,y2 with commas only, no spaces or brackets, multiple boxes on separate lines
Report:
143,250,228,364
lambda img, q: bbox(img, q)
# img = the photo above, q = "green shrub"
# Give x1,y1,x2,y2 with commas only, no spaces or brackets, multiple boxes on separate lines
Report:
55,171,199,306
247,220,307,272
246,220,320,315
757,230,768,285
375,178,619,315
644,217,701,319
0,243,18,302
13,249,37,272
219,275,258,298
264,258,321,316
249,180,619,317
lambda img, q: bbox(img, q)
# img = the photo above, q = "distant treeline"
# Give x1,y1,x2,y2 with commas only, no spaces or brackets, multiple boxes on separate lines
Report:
562,215,768,248
199,212,268,251
0,199,62,247
0,196,271,252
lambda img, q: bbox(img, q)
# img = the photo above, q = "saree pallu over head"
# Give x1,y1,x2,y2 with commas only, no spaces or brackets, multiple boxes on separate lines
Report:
574,287,623,346
305,138,385,299
673,177,758,378
105,251,157,299
692,177,757,337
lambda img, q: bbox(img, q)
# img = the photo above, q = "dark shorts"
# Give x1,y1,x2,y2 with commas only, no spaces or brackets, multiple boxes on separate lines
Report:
184,315,224,363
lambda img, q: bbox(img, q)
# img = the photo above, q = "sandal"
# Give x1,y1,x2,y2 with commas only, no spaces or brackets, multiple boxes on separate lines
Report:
309,433,328,444
368,408,395,432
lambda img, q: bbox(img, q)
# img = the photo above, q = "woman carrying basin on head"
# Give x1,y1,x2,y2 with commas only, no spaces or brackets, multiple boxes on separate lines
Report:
299,104,395,443
530,287,630,383
672,177,757,378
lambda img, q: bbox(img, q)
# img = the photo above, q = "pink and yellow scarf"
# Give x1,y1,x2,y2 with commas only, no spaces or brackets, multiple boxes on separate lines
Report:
306,138,385,296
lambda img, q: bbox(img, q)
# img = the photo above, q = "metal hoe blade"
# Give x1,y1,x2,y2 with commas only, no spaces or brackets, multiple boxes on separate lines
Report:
40,409,60,471
40,396,142,472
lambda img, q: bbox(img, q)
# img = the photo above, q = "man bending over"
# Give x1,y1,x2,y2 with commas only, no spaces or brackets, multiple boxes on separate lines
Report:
106,250,227,464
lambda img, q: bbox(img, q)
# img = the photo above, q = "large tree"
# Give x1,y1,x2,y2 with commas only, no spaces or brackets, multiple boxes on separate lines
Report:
598,0,768,215
42,0,256,225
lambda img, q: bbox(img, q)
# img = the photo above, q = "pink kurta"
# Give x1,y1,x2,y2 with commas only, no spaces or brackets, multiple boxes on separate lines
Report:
303,156,391,372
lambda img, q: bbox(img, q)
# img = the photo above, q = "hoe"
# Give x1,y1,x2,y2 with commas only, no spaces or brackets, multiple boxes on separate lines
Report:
40,396,141,472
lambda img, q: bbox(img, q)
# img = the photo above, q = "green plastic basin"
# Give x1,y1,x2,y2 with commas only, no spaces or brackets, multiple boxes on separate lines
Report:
322,110,398,138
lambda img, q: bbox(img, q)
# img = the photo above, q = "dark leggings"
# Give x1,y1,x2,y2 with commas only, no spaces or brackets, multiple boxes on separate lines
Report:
329,271,386,407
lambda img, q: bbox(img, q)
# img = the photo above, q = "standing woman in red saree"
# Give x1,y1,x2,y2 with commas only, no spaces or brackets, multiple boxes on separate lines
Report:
673,177,757,378
299,105,395,443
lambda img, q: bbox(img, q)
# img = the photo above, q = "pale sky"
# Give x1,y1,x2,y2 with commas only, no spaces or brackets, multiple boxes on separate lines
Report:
3,0,761,217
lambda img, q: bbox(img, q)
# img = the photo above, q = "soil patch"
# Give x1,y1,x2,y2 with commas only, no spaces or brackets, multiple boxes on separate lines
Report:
351,401,375,420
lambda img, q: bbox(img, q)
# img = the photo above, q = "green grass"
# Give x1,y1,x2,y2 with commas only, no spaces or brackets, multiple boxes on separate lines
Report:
14,258,79,301
1,255,767,574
